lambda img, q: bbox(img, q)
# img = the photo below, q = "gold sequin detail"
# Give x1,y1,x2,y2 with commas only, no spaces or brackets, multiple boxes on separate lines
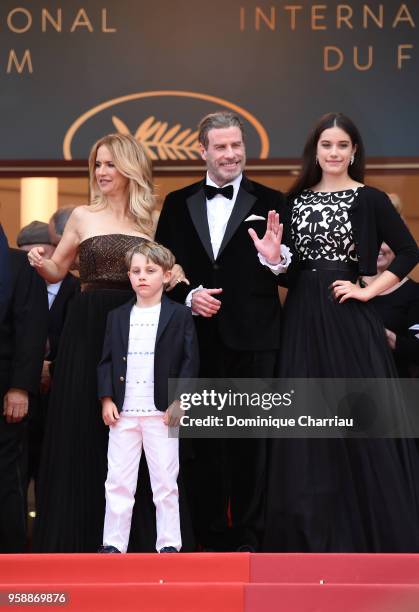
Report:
79,234,147,286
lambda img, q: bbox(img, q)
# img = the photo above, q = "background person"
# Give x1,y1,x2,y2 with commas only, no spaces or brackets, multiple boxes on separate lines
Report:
0,224,10,319
17,216,80,498
0,237,47,552
362,195,419,378
45,208,81,379
365,241,419,378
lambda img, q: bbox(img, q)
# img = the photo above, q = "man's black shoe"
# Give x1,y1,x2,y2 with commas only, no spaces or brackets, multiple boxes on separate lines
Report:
159,546,178,553
97,545,121,553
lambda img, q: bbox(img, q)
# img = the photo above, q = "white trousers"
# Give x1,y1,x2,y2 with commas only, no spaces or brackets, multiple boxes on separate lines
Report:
103,414,181,552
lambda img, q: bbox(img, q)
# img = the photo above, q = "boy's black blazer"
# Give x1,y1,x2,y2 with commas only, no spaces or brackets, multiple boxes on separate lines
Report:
97,294,199,412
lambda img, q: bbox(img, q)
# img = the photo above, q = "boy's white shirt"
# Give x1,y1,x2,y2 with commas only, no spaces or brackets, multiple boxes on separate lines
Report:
121,303,161,416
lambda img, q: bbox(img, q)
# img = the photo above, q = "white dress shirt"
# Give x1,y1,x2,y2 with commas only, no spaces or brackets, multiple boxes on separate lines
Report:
47,280,63,309
206,173,242,259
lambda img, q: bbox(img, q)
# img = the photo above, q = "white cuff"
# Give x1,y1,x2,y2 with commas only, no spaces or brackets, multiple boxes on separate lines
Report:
185,285,204,315
258,244,292,275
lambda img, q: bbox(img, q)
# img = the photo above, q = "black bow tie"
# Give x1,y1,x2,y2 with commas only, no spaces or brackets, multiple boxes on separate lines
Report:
204,184,234,200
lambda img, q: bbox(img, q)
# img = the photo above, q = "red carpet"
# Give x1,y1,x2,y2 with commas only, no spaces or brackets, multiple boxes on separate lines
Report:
251,553,419,583
1,553,419,611
245,584,419,612
1,552,249,583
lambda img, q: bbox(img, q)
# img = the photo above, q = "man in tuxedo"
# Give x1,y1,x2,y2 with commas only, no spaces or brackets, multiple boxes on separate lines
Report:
0,238,47,552
155,111,290,551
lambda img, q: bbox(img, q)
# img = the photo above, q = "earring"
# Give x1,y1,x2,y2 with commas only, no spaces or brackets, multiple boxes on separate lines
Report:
350,154,355,165
315,156,319,165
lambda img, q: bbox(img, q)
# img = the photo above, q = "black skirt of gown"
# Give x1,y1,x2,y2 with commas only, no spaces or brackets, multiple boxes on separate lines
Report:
262,268,419,552
33,235,195,552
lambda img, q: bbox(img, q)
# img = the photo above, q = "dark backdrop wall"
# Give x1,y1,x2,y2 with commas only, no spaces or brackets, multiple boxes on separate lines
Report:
1,0,418,164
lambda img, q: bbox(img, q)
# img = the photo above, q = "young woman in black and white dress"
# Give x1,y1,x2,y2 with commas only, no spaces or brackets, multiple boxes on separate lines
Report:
252,112,419,552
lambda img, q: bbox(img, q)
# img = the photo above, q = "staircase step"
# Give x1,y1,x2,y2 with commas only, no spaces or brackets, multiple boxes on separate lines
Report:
0,553,250,584
0,582,244,612
245,583,419,612
251,553,419,584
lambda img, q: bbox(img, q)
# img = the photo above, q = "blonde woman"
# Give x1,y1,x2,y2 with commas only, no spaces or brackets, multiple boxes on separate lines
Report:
28,134,182,552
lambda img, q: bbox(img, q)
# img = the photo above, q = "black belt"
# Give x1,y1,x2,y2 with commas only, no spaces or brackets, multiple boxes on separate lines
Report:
300,259,358,272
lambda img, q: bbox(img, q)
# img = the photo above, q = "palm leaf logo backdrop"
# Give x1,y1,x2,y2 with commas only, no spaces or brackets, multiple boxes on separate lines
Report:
63,91,270,161
112,115,201,160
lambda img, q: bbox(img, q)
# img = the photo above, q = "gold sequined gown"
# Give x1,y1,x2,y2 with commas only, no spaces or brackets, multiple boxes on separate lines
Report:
33,234,186,552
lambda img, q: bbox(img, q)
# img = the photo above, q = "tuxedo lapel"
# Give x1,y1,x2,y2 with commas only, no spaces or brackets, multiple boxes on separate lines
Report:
217,179,257,258
156,295,175,344
186,186,214,262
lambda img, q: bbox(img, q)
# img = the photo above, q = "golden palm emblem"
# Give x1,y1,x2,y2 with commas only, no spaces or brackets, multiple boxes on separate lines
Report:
112,115,201,160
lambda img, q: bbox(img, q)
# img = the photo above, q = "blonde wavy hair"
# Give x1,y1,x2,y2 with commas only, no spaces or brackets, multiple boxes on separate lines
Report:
88,133,155,236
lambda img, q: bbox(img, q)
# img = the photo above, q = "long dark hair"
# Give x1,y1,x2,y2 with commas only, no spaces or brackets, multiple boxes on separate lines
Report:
287,112,365,200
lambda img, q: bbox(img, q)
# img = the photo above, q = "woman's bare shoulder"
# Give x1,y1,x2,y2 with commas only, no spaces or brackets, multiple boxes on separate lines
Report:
70,204,106,229
61,205,97,243
70,204,93,219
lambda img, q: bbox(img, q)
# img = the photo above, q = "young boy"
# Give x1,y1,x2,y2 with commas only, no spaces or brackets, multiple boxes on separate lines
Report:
97,241,199,553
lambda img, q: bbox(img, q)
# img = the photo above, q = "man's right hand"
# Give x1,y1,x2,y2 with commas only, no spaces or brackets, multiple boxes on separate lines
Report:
3,388,28,423
191,288,223,317
248,210,283,264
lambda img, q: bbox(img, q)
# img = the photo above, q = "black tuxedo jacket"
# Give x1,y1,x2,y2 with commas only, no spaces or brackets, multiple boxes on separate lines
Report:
0,249,48,396
47,273,80,362
155,175,286,351
97,294,199,412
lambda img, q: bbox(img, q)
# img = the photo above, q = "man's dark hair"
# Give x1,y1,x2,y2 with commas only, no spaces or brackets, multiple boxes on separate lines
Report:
198,112,245,149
